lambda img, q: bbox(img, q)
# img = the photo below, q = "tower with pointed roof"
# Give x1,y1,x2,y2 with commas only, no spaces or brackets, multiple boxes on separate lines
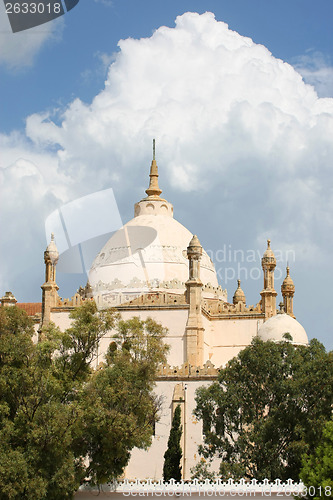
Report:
281,266,295,318
41,233,59,328
260,239,277,319
233,279,246,305
185,235,204,367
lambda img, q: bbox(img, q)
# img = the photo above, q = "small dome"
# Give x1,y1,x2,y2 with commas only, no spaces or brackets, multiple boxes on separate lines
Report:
188,234,201,248
258,313,308,345
262,239,276,262
233,280,246,305
187,234,203,258
44,233,59,264
281,266,295,292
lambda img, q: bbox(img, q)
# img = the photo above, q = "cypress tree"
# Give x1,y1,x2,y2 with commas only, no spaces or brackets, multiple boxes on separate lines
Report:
163,404,182,482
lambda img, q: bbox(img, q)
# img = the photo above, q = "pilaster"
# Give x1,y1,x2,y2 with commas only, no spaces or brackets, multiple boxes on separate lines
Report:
185,235,204,367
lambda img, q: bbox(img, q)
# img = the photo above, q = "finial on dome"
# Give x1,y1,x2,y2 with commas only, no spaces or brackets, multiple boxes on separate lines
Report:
267,239,271,248
145,139,162,198
51,233,55,241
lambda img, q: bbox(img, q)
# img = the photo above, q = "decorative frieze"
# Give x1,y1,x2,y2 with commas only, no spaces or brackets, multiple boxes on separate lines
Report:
157,360,219,380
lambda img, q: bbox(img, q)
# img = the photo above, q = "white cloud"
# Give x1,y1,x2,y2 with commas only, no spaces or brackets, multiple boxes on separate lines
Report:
0,0,63,70
24,11,333,252
2,11,333,347
0,132,70,297
292,50,333,98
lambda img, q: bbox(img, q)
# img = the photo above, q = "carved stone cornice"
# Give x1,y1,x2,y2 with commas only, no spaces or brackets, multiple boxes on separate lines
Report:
202,299,263,318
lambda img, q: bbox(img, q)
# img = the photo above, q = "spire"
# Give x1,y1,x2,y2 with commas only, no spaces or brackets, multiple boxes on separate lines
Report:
145,139,162,198
134,140,174,218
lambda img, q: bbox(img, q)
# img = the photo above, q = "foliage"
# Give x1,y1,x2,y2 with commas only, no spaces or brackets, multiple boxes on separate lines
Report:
194,337,333,481
300,418,333,499
190,458,216,481
80,315,169,485
163,404,182,482
0,303,168,499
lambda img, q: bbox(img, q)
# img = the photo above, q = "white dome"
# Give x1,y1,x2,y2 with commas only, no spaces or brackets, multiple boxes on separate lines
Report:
89,156,223,306
89,213,218,294
258,313,308,345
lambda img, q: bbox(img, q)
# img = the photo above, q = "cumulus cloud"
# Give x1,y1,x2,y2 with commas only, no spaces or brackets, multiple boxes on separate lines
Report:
2,11,333,346
24,12,333,253
0,0,63,70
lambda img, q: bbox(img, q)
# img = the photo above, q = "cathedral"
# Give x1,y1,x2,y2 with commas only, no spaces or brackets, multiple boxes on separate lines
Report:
1,148,308,480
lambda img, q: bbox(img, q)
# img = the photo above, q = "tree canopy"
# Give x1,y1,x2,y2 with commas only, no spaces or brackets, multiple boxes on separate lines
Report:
300,418,333,499
0,303,168,499
194,337,333,481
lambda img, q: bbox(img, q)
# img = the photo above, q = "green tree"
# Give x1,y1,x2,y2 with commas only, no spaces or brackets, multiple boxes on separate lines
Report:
80,316,169,485
190,458,216,481
0,303,168,499
300,418,333,499
194,338,333,481
163,404,182,482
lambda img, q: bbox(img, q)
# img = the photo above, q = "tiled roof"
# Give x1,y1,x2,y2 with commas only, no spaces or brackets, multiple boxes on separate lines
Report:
16,303,42,316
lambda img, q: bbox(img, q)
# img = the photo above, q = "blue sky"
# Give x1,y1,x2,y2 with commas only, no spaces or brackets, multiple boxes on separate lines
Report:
1,0,333,349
